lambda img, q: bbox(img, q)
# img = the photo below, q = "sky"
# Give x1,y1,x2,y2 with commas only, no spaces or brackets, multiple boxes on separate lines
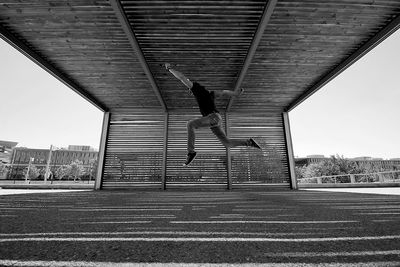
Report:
0,40,104,150
0,29,399,158
289,29,400,159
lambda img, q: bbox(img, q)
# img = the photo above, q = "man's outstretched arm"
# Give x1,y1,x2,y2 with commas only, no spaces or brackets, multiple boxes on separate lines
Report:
164,63,193,89
214,88,245,97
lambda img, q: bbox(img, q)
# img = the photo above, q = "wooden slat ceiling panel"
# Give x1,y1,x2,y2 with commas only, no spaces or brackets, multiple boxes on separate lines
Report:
1,1,399,114
231,0,400,112
121,0,266,112
0,0,162,111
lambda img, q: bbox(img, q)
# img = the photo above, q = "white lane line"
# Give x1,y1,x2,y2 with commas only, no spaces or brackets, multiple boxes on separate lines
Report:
209,214,246,219
1,260,400,267
233,209,285,212
64,207,182,210
356,212,400,215
333,206,400,210
170,220,358,224
372,219,395,222
264,250,400,257
0,231,317,237
60,208,181,211
90,216,176,219
77,221,151,224
0,235,399,243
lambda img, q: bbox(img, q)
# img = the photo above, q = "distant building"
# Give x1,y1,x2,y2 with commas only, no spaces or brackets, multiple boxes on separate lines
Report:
306,155,325,158
8,146,98,180
295,155,328,166
0,140,18,164
350,158,400,171
68,145,95,151
352,156,372,161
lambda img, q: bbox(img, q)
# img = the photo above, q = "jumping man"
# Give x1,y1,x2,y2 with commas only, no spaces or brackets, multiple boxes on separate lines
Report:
164,63,261,166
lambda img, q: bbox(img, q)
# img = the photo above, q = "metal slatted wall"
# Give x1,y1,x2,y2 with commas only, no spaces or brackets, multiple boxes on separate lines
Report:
166,112,228,188
101,111,290,189
228,112,290,187
102,110,166,189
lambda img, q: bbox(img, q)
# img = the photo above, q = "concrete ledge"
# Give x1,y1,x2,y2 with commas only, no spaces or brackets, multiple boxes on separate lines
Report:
0,184,94,189
298,183,400,188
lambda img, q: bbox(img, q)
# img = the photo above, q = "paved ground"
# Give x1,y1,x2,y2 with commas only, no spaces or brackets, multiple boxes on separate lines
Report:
0,188,399,266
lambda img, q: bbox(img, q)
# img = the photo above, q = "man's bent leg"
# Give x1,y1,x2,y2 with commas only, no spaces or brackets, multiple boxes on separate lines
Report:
187,115,215,153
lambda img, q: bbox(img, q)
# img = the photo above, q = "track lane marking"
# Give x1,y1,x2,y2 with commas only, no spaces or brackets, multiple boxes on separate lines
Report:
1,260,400,267
1,235,399,243
170,220,358,224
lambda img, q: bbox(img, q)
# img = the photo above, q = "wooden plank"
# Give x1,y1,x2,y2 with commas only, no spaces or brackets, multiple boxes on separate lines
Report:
110,0,167,112
226,0,277,112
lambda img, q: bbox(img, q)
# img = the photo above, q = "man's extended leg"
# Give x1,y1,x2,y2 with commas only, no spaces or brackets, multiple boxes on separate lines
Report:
211,126,249,148
210,121,261,149
185,115,216,166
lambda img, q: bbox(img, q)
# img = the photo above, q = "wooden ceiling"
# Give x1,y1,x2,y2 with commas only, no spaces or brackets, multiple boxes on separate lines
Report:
1,0,399,114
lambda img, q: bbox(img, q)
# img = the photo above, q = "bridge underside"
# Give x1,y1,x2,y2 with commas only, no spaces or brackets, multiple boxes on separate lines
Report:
1,1,399,189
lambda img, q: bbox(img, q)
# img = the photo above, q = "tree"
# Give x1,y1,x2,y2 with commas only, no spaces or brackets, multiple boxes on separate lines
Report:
295,165,306,179
69,159,85,181
23,164,40,180
55,165,70,180
88,158,98,181
301,155,374,183
0,162,8,179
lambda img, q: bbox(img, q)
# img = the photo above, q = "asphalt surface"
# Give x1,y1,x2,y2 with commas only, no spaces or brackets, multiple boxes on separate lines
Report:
0,189,399,266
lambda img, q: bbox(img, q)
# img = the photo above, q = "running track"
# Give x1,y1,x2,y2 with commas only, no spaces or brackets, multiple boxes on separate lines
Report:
0,189,399,266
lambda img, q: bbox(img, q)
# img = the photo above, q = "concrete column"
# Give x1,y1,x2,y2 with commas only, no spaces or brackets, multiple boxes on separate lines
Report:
225,113,232,190
162,113,169,190
283,112,297,190
95,112,110,190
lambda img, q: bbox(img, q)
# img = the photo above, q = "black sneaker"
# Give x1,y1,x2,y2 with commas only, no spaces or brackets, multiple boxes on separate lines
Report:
249,138,261,149
183,152,197,166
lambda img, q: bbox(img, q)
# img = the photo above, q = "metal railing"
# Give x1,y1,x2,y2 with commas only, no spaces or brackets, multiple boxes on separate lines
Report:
298,170,400,185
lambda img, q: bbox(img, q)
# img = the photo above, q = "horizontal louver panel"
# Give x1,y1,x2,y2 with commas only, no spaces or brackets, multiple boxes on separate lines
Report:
166,113,227,184
102,111,165,188
228,112,290,185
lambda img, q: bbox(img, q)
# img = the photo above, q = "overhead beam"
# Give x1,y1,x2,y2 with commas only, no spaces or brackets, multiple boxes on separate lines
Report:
0,24,108,112
286,14,400,112
226,0,277,112
110,0,167,112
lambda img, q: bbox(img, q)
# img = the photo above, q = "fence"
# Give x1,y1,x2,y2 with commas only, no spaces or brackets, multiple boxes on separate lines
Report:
298,170,400,187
